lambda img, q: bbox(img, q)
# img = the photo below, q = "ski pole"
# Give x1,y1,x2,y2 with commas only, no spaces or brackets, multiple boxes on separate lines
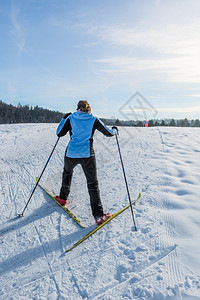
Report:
115,134,137,231
18,137,60,217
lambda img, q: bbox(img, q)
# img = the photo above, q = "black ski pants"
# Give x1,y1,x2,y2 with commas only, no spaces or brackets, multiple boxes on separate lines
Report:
59,156,103,219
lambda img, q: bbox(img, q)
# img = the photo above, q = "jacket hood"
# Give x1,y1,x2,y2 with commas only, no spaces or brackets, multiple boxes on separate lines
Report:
72,111,94,120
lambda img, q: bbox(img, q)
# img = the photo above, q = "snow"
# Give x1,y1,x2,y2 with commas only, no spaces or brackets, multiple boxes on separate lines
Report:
0,124,200,300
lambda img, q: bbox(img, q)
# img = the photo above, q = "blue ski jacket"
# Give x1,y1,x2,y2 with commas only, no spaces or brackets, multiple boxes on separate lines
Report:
56,111,117,158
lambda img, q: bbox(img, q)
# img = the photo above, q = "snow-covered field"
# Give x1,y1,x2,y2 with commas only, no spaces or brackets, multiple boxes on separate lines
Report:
0,123,200,300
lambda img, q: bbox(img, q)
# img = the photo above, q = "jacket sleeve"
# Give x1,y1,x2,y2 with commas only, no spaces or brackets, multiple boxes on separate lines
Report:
94,118,117,137
56,117,71,137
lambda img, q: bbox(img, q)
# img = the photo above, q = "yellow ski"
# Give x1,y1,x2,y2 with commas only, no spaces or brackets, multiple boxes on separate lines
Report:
36,177,85,228
65,192,141,252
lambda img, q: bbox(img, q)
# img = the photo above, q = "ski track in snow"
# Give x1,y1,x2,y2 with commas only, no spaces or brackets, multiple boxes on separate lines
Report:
0,124,200,299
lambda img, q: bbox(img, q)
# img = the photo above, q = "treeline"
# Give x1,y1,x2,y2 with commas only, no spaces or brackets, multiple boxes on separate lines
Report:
101,118,200,127
0,100,200,127
0,101,64,124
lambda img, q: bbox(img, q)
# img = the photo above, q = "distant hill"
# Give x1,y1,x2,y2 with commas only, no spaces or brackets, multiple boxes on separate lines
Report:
0,100,64,124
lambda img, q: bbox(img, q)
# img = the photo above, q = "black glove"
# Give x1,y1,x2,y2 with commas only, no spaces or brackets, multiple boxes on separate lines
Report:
112,126,119,133
63,112,72,119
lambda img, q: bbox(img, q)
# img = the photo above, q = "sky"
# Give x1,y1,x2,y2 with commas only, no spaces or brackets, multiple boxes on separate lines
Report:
0,0,200,120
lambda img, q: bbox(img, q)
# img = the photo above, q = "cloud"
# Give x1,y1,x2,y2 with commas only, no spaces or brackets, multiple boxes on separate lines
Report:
122,106,200,112
91,22,200,84
119,105,200,117
157,106,200,113
10,2,26,54
189,94,200,98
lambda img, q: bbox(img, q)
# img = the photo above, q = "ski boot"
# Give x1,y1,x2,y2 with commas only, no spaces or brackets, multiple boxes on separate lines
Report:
55,196,67,206
95,213,112,226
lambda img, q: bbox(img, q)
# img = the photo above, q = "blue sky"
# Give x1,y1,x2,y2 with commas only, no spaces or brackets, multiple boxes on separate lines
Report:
0,0,200,120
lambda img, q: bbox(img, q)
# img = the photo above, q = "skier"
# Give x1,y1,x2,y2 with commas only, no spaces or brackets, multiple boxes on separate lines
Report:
56,100,118,225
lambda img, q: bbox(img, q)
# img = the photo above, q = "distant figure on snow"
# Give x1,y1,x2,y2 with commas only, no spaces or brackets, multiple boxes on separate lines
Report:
56,100,118,225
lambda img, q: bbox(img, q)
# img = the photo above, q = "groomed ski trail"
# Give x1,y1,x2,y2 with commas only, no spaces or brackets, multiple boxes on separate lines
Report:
0,124,199,299
89,244,178,300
